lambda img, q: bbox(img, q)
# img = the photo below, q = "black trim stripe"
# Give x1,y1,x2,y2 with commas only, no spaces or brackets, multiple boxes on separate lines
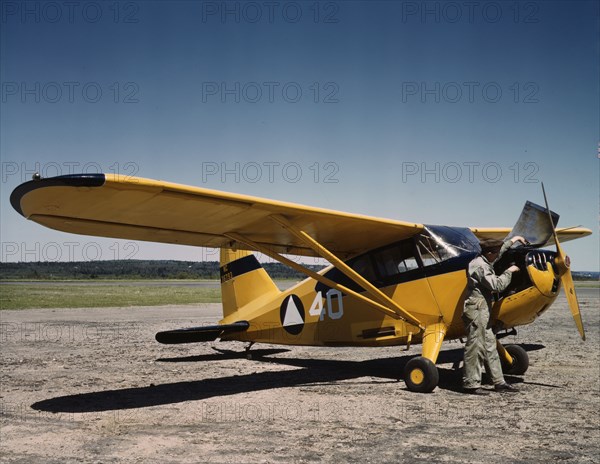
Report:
220,254,262,282
10,174,106,217
421,254,476,278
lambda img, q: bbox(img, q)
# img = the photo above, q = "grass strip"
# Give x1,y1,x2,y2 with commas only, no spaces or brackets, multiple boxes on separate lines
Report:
0,284,221,310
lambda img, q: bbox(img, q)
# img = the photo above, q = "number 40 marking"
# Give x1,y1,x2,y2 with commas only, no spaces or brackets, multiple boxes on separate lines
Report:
309,290,344,321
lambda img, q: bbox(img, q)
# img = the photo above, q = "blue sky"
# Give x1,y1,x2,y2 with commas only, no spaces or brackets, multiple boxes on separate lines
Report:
1,0,598,271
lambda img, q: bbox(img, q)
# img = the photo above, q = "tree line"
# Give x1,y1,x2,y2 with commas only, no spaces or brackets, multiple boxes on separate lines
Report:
0,260,325,280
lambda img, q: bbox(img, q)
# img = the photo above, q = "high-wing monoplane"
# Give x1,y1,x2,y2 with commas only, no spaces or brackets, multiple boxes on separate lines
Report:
10,174,592,392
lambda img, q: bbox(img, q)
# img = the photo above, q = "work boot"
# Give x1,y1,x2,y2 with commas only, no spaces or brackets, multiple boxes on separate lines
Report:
494,382,519,393
463,387,490,396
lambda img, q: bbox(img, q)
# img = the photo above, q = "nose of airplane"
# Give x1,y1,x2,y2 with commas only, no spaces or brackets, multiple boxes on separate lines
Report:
526,250,560,297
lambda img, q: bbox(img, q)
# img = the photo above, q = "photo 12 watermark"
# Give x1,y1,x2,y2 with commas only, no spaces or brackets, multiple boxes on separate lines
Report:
1,1,141,24
0,321,141,344
400,1,540,24
200,161,340,184
201,81,339,104
0,401,145,426
191,398,524,426
200,1,341,24
194,400,321,423
1,81,140,104
400,81,540,104
1,241,140,262
1,161,139,183
401,161,540,184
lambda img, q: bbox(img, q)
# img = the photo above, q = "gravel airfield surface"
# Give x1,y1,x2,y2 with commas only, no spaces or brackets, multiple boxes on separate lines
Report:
1,290,599,463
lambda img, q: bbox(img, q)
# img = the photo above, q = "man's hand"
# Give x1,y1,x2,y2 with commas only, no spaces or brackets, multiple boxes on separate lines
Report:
508,265,520,273
511,235,529,245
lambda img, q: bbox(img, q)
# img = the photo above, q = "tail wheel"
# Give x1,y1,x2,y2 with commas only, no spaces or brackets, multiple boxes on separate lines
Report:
500,344,529,375
404,356,439,393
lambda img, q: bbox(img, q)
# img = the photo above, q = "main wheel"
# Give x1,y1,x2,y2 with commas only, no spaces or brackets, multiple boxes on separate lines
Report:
404,356,439,393
500,344,529,375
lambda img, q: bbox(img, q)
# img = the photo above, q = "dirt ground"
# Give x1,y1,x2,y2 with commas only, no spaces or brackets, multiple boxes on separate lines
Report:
1,289,599,464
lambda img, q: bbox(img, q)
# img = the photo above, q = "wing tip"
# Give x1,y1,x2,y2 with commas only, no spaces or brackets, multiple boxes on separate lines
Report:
10,173,106,217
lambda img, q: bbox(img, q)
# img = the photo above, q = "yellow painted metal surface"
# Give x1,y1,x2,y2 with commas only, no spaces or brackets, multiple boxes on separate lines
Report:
410,368,425,385
17,174,423,258
219,248,280,318
527,262,557,297
496,341,513,365
493,287,557,328
221,269,432,347
218,254,563,349
421,322,448,363
422,270,470,339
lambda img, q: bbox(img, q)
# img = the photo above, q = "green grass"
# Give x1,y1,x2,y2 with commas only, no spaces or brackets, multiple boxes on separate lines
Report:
3,279,595,311
574,280,599,288
0,283,221,310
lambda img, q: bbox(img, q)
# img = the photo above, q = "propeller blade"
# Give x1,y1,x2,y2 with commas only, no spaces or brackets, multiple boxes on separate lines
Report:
541,183,586,341
541,183,560,249
561,265,586,340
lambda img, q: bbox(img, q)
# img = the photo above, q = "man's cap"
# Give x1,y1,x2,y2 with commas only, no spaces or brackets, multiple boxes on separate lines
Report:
479,238,504,253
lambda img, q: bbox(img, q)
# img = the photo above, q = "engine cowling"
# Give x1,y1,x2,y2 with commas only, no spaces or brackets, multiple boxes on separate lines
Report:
526,250,560,297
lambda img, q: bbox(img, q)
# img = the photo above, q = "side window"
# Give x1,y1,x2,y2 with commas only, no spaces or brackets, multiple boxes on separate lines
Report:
316,236,430,294
350,254,377,282
372,240,419,278
398,255,419,273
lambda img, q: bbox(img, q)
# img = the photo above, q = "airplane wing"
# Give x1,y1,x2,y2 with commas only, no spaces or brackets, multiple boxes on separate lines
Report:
470,227,591,246
10,173,424,258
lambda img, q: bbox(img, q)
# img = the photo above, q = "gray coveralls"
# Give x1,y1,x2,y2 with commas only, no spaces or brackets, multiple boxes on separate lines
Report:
462,240,513,389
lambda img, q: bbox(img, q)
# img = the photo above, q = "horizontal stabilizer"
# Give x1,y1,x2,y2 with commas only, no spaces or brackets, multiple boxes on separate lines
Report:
155,321,249,344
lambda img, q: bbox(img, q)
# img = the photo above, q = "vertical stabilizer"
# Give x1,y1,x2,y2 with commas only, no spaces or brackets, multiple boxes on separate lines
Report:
220,248,280,318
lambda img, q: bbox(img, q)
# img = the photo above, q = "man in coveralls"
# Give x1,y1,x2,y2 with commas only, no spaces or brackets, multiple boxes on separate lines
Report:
462,236,527,395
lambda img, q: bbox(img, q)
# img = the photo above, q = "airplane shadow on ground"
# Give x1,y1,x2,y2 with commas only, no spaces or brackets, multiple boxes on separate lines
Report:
31,344,545,414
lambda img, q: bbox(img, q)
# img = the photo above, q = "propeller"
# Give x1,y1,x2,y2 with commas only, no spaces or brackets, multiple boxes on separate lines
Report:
541,183,586,341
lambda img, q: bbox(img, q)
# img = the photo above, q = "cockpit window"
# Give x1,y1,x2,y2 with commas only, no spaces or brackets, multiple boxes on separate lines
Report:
417,226,480,267
372,240,419,278
350,254,378,282
316,225,479,293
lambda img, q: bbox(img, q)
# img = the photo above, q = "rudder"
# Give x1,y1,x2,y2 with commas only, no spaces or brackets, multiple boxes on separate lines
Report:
220,248,280,318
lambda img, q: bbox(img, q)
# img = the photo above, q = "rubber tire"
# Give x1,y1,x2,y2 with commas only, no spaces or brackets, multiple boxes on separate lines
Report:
404,356,439,393
500,344,529,375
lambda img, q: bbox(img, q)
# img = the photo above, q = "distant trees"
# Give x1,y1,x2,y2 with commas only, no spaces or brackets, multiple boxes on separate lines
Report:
0,260,325,280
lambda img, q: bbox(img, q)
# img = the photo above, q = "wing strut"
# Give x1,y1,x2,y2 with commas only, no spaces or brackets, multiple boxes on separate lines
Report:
225,232,421,328
266,214,425,330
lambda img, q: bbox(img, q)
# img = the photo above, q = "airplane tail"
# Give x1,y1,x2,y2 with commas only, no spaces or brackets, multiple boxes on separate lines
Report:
219,247,280,319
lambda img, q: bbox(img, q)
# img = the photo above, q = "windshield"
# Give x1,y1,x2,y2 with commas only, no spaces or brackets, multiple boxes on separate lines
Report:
417,226,480,266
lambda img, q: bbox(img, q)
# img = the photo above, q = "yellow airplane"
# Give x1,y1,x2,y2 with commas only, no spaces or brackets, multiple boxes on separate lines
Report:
10,173,592,392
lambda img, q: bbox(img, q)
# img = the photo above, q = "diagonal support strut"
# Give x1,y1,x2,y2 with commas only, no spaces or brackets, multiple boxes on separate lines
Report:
268,215,425,330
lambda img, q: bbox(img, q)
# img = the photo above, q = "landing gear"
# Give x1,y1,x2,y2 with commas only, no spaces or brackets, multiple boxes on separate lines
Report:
404,356,439,393
404,322,446,393
500,344,529,375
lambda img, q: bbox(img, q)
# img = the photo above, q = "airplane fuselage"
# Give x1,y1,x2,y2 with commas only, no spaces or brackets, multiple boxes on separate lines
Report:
220,226,560,347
